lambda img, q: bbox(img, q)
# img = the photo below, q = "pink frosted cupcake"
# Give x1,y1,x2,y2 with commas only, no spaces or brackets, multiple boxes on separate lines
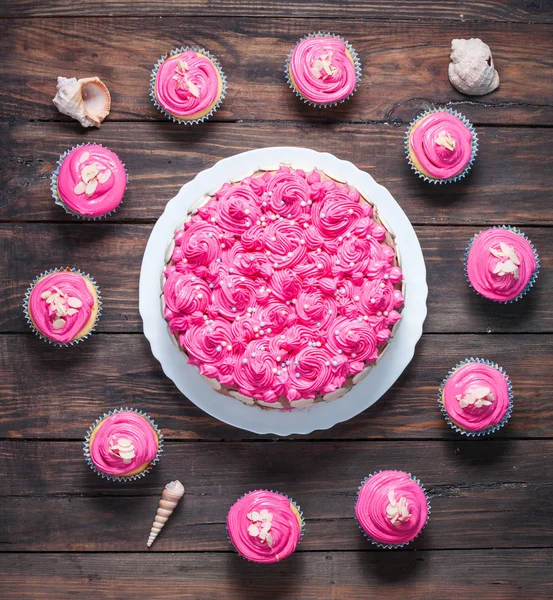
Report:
23,267,101,346
355,470,430,549
286,32,361,107
439,358,513,436
150,47,227,124
465,226,539,303
51,144,127,218
84,408,163,481
227,490,304,563
406,107,477,183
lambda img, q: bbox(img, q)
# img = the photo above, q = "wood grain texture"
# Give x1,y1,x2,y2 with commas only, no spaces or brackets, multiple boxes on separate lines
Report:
1,334,551,440
2,122,553,225
2,0,552,21
1,19,552,125
1,550,551,600
1,224,550,334
1,440,552,550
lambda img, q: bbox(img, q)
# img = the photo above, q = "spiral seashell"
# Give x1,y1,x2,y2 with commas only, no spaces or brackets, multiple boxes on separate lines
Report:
52,76,111,127
147,480,185,547
448,38,500,96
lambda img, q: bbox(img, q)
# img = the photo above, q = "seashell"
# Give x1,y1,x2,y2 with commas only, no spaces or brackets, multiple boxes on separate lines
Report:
448,38,500,96
147,480,185,548
52,76,111,127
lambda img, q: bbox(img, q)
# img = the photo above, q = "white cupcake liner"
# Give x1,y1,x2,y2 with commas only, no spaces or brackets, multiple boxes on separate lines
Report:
50,143,128,220
150,46,227,125
355,470,431,550
438,357,514,437
83,407,164,482
227,489,305,563
23,267,102,347
404,106,478,184
285,32,362,108
464,226,540,304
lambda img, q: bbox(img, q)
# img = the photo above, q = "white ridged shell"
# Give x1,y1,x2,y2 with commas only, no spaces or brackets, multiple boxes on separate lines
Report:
52,76,111,127
448,38,500,96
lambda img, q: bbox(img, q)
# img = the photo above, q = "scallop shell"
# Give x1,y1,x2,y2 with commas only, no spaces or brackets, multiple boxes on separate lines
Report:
147,480,185,547
52,76,111,127
448,38,500,96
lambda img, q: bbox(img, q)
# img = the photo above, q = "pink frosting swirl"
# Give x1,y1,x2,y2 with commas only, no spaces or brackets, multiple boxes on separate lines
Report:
355,471,429,546
28,271,96,343
57,145,126,217
466,228,537,302
155,50,222,118
163,168,403,406
442,361,511,432
89,411,159,476
409,112,473,179
227,490,302,563
289,36,357,104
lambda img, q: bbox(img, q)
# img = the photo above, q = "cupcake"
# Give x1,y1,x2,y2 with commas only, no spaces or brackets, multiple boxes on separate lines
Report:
51,144,127,218
405,108,477,183
84,408,163,481
355,470,430,549
23,267,101,346
227,490,304,563
150,47,226,124
439,358,513,436
465,226,539,303
286,32,361,107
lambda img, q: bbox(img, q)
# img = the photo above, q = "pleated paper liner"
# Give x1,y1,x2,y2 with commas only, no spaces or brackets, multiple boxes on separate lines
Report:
355,471,431,549
50,143,128,220
438,357,514,437
83,408,164,482
464,226,540,304
404,106,478,184
285,32,362,108
227,489,305,563
23,267,102,347
150,46,227,125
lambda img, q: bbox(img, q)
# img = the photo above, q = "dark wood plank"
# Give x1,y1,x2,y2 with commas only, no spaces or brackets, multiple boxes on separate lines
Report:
1,224,551,334
2,0,552,21
1,19,552,125
2,123,553,226
1,440,552,550
1,334,551,440
1,550,551,600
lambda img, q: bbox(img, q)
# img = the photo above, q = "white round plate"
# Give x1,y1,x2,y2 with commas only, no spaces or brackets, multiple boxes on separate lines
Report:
140,147,427,436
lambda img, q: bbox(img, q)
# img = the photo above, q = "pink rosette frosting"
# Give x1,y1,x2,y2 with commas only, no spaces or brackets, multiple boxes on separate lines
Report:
163,166,403,406
466,228,537,302
409,112,473,180
289,36,357,105
227,490,302,563
155,50,222,118
355,471,429,547
28,271,96,343
89,411,159,476
442,361,511,432
57,145,126,217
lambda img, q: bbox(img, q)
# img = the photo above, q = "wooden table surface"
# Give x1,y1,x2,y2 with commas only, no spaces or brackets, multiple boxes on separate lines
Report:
1,1,553,598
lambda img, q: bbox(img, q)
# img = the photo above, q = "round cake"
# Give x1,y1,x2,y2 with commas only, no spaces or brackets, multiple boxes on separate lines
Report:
84,409,162,480
465,227,539,303
151,48,225,124
286,33,360,106
355,470,429,548
439,358,513,435
162,165,404,409
53,144,127,218
24,268,100,345
227,490,304,563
